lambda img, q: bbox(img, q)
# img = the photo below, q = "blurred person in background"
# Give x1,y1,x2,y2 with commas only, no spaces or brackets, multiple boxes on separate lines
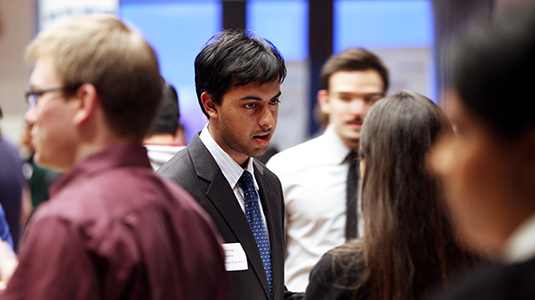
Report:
267,48,389,292
427,3,535,300
0,105,23,250
144,80,185,170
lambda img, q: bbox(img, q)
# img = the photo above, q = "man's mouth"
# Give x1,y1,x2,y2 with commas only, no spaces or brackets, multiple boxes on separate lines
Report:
253,132,271,144
347,120,362,129
254,132,270,139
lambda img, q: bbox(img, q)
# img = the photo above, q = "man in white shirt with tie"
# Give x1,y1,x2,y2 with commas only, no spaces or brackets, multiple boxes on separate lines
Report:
267,48,390,292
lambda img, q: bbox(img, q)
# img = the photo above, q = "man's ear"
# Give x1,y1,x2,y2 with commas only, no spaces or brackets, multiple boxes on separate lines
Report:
513,126,535,194
201,92,218,119
73,83,98,126
524,126,535,167
317,89,331,114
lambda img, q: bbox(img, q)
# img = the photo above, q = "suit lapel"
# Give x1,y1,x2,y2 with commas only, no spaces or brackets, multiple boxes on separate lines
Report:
254,161,283,297
254,162,280,246
188,135,271,298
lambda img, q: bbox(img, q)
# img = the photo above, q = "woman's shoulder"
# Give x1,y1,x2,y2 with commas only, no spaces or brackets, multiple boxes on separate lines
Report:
305,240,370,300
322,240,366,279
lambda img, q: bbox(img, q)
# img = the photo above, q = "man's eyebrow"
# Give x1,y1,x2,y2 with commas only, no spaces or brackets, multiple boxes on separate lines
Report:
272,91,282,99
239,91,282,101
336,91,383,95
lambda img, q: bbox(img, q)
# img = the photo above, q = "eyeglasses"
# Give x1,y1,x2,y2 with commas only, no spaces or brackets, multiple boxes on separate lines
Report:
25,84,82,107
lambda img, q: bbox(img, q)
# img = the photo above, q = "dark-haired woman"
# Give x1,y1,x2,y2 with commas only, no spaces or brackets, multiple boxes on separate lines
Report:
304,91,475,300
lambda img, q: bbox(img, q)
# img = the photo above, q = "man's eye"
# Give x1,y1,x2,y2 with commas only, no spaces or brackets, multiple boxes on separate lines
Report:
365,96,382,103
269,99,281,105
244,103,257,109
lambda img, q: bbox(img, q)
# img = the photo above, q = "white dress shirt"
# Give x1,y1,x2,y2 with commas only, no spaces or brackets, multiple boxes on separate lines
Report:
503,213,535,263
266,125,362,292
145,144,185,170
199,124,269,234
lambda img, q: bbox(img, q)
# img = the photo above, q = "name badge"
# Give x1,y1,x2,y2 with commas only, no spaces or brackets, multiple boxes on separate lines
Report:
222,243,248,271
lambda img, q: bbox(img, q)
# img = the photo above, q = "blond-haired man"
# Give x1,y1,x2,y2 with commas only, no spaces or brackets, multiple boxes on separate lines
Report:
2,14,228,300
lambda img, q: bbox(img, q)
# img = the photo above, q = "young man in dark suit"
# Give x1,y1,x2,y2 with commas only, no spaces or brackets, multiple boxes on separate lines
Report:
158,30,301,300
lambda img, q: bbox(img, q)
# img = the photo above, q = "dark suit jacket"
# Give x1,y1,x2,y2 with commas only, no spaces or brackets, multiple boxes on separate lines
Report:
158,133,298,300
425,256,535,300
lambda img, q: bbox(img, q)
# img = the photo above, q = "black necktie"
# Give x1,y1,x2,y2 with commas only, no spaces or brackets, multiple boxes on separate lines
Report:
239,171,273,299
345,151,359,240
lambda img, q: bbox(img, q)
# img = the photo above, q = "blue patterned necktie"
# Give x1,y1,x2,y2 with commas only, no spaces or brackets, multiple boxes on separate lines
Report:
239,170,273,299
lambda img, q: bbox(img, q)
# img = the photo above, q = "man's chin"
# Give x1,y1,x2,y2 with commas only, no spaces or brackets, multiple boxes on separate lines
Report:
34,155,66,172
250,145,271,158
340,135,360,149
338,126,359,137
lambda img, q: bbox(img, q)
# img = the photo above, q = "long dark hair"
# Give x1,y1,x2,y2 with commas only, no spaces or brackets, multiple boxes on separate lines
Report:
335,91,473,300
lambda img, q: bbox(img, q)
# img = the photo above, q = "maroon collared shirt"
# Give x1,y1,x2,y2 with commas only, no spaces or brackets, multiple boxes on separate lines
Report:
3,143,228,300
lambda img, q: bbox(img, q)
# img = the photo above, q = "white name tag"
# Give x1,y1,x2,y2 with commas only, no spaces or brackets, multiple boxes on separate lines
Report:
222,243,248,271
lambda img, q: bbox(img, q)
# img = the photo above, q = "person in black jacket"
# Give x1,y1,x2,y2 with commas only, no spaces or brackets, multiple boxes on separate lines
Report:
426,3,535,300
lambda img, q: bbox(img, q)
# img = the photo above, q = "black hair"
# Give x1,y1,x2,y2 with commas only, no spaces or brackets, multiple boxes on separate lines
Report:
194,29,286,118
147,81,180,137
451,4,535,138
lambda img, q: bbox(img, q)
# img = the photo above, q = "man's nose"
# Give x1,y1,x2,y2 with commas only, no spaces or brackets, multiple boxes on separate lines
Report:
348,99,365,115
259,106,275,128
25,106,37,127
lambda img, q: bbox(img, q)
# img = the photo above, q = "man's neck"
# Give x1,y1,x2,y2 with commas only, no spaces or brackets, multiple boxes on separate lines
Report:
144,133,176,145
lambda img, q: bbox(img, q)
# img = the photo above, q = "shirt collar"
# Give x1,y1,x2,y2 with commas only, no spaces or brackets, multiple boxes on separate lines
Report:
49,143,151,197
323,125,355,165
503,213,535,263
199,123,258,190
